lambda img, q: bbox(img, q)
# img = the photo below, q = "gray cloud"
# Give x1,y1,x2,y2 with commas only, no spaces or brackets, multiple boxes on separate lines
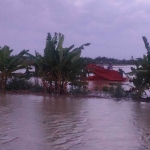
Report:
0,0,150,59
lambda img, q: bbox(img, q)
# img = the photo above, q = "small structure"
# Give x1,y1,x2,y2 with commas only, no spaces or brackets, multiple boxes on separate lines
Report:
86,64,126,81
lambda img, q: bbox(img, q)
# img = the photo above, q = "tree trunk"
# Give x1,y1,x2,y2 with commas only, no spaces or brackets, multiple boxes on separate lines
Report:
0,73,6,93
42,78,47,93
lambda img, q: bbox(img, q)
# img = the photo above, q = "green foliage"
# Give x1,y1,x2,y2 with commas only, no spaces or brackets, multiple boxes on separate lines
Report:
0,32,90,95
111,84,125,98
0,46,29,92
33,32,90,94
69,81,89,95
0,46,29,72
93,56,135,65
6,77,44,92
94,86,101,94
6,77,32,91
30,84,44,93
128,36,150,98
102,83,127,99
102,86,110,93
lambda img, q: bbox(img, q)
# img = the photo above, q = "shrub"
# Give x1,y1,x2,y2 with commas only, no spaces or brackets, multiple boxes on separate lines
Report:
69,81,89,95
6,77,32,91
102,83,128,99
111,83,125,99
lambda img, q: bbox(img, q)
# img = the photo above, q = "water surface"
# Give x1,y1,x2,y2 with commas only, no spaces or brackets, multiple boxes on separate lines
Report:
0,94,150,150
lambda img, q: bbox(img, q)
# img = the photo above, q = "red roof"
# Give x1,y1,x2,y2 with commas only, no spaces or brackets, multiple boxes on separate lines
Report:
86,64,126,81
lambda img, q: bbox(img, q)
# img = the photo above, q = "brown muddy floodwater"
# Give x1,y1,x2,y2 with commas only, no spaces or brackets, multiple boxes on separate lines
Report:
0,94,150,150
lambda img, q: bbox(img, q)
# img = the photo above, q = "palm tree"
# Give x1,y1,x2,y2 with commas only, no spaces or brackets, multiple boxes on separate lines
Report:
0,46,29,92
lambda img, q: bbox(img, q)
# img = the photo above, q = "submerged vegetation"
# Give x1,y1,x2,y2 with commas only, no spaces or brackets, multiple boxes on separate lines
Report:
0,33,150,101
0,32,90,94
97,36,150,101
127,36,150,100
0,46,29,92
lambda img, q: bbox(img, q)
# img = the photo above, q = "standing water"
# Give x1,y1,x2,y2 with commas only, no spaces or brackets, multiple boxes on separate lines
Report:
0,94,150,150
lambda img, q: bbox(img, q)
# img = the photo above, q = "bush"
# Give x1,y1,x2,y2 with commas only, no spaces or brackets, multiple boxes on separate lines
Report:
69,81,89,95
30,84,44,93
94,86,100,94
102,83,128,99
6,77,32,91
111,83,125,98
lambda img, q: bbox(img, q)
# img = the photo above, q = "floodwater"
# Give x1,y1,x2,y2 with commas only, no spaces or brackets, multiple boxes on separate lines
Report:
1,94,150,150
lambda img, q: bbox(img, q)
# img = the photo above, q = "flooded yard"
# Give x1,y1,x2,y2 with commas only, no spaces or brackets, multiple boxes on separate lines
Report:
0,94,150,150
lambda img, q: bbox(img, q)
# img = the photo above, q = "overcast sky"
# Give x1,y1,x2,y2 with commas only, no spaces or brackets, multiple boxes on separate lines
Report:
0,0,150,59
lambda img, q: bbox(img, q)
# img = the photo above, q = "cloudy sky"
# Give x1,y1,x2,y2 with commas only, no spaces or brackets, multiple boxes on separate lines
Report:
0,0,150,59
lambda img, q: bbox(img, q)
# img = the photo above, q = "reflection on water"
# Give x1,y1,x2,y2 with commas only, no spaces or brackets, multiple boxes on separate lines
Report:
0,94,150,149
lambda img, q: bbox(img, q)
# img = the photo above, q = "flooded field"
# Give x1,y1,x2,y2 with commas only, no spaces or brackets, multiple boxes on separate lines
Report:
1,94,150,150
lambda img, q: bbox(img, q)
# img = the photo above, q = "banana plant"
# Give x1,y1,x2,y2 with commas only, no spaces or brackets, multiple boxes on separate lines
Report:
0,46,29,92
39,32,90,94
128,36,150,98
54,33,90,94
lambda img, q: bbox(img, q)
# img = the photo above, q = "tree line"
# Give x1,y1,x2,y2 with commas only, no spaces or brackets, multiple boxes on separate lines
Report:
84,56,142,65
